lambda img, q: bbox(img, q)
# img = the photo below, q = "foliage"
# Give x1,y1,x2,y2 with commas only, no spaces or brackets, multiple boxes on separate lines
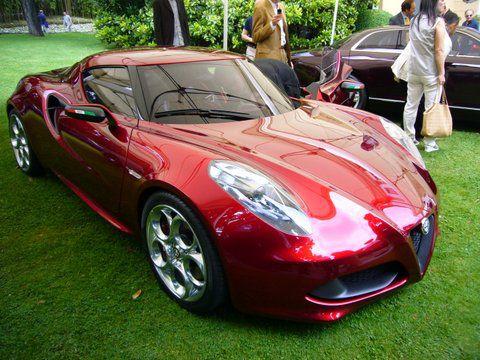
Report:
355,8,392,32
93,0,148,16
94,0,379,51
94,7,155,48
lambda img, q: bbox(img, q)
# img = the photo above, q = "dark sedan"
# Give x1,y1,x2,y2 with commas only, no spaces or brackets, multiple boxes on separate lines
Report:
337,26,480,114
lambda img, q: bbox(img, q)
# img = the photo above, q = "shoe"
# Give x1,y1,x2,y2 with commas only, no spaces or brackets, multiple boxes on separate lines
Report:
409,136,419,146
424,143,439,152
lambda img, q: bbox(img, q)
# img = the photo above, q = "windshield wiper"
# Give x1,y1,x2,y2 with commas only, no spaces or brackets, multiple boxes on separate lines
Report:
154,108,254,120
180,87,270,109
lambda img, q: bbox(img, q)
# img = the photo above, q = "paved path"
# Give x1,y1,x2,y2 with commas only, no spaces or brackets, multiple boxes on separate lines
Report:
0,23,94,34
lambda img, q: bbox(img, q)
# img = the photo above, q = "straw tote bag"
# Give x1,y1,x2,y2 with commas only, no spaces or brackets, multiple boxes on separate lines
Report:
421,86,452,138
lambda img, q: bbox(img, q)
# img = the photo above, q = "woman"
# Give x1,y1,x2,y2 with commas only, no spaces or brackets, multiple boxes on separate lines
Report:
403,0,450,152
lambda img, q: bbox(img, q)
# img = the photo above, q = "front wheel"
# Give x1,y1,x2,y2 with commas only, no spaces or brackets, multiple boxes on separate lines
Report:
141,192,227,313
346,75,367,109
8,110,43,176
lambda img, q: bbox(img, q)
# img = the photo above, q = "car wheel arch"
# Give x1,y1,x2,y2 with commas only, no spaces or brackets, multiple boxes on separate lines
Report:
136,181,233,302
136,181,219,248
6,103,16,117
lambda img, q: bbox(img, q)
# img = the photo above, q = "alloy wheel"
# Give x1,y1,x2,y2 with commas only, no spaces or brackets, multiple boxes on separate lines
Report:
9,114,31,171
146,204,207,302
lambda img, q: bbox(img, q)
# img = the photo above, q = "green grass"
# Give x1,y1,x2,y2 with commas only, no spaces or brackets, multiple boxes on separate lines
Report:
0,33,479,359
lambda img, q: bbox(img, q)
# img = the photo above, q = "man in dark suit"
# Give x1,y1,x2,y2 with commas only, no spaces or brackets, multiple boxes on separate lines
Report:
153,0,190,46
389,0,415,26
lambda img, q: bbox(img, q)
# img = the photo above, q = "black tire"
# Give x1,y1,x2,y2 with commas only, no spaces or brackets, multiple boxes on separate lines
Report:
8,110,43,176
347,74,367,109
140,191,228,314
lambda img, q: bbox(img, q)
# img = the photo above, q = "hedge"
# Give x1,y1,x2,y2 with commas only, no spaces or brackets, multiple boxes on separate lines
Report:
94,0,378,51
355,9,392,32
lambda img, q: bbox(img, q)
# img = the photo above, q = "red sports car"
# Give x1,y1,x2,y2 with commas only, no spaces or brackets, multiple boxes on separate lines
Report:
7,48,438,322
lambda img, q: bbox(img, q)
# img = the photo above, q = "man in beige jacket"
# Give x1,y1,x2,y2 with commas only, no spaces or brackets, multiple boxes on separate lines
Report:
252,0,291,65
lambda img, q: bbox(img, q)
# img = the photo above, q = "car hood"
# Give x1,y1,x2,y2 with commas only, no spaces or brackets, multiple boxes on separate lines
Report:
168,106,435,231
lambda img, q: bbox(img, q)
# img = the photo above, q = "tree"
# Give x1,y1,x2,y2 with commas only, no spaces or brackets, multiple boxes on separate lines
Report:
65,0,72,15
21,0,43,36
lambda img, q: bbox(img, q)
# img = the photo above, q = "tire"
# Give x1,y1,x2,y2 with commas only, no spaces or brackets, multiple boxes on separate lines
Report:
8,110,43,176
141,191,227,314
347,74,367,109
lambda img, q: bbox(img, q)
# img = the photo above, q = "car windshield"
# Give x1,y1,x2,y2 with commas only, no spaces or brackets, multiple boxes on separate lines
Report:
137,59,294,124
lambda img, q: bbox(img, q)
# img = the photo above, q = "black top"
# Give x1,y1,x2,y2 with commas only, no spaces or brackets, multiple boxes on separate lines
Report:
243,16,255,47
254,59,301,99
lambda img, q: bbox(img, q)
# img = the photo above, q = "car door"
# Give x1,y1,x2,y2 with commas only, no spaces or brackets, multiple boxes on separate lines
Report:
445,30,480,110
56,66,139,215
346,29,405,103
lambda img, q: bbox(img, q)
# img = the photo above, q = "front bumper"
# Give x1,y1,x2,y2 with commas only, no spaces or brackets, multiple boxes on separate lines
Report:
216,206,438,322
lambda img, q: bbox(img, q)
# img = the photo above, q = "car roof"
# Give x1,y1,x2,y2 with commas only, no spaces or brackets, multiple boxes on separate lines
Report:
84,47,244,68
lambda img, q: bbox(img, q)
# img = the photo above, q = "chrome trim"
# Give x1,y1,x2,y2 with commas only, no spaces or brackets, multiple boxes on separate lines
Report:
370,97,480,111
369,97,405,103
127,168,142,179
449,105,480,111
451,63,480,68
351,29,402,53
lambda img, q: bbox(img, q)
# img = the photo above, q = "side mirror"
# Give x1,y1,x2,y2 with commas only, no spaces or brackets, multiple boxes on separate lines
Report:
65,105,106,123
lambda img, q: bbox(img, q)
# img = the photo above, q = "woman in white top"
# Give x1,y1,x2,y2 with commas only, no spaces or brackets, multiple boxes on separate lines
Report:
403,0,449,152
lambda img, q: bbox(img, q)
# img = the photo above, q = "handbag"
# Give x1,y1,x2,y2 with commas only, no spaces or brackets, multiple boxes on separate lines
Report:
421,86,452,138
391,41,411,82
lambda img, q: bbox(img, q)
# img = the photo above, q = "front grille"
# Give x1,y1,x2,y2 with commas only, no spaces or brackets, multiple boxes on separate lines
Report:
310,262,404,300
409,215,435,272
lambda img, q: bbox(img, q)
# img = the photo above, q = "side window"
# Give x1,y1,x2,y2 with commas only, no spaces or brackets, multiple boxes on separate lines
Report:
356,31,400,50
83,67,138,118
398,30,409,50
451,33,480,56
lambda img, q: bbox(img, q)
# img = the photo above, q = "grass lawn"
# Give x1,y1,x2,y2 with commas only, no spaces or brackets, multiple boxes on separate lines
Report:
0,33,479,359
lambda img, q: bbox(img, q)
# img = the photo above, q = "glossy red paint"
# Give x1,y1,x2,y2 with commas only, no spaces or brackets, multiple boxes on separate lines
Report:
7,48,438,322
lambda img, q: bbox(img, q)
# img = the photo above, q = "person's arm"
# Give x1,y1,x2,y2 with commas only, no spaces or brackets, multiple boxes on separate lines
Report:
253,5,276,43
434,19,446,85
241,29,253,43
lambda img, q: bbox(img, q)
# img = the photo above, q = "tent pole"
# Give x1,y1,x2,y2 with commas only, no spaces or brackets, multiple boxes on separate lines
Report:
330,0,340,45
223,0,228,50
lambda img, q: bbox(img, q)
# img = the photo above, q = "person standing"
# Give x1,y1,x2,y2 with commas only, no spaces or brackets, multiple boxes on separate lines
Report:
462,9,479,31
252,0,291,65
152,0,190,46
242,16,256,60
38,10,48,34
403,0,450,152
389,0,416,26
444,11,460,35
63,11,73,32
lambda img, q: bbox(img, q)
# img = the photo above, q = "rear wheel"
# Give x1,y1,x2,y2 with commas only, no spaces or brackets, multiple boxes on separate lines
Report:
141,192,227,313
8,110,43,176
347,74,367,109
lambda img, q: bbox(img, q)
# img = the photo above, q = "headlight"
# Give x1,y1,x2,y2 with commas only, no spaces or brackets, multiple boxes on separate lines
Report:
380,117,426,168
208,160,312,236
